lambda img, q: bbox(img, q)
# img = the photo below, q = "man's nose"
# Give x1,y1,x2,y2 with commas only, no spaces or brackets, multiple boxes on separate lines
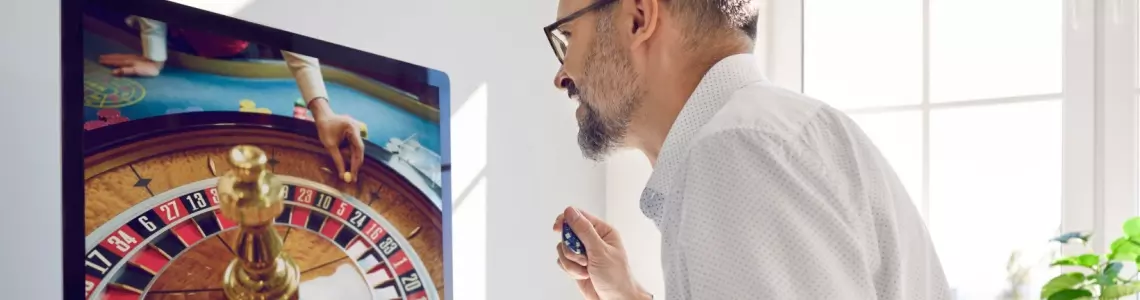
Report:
553,67,570,90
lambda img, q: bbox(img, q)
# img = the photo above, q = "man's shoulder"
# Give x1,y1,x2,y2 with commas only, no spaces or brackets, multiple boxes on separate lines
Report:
691,82,829,147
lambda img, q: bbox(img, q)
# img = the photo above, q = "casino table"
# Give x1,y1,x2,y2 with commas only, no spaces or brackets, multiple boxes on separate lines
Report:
82,113,443,300
80,15,442,155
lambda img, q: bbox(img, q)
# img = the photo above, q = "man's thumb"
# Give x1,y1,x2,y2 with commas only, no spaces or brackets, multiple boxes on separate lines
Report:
564,207,604,253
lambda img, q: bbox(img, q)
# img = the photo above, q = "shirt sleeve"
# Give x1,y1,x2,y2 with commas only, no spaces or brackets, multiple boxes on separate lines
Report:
675,128,877,299
280,50,329,105
127,16,167,62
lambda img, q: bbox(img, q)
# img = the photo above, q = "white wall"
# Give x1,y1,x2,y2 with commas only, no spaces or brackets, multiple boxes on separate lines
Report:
213,0,609,299
603,150,663,298
0,0,62,299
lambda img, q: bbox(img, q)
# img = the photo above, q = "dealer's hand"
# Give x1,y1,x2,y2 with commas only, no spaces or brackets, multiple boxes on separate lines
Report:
99,53,163,77
308,97,364,183
553,207,652,300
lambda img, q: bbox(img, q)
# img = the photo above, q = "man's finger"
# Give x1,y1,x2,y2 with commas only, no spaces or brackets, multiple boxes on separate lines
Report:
325,144,347,178
113,67,138,77
563,207,606,254
99,54,137,66
561,242,588,266
557,243,589,279
552,213,566,233
347,125,365,183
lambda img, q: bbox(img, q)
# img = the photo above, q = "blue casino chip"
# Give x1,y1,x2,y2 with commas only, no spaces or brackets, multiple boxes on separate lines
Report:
562,222,586,255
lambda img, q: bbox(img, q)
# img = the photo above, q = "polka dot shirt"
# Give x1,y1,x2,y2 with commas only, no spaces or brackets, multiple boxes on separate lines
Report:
639,54,950,300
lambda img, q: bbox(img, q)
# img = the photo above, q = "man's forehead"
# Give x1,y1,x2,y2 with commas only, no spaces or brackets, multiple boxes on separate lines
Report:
555,0,592,20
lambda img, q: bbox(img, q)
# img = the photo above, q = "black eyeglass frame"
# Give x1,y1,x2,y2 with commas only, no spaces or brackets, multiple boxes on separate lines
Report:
543,0,619,64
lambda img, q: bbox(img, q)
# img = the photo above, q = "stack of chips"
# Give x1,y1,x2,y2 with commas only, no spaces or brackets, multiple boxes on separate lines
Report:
85,108,131,131
238,99,272,114
293,98,314,121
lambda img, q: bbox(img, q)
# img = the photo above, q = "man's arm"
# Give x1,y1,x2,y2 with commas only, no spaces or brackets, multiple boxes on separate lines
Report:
281,51,330,108
675,128,876,299
127,16,167,63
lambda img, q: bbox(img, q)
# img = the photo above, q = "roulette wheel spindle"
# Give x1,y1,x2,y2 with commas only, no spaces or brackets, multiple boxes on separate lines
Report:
217,145,302,299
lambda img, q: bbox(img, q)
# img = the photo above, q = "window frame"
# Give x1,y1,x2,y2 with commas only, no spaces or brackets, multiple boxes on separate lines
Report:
759,0,1106,256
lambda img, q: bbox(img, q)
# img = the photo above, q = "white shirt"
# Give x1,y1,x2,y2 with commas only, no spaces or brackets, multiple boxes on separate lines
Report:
126,16,329,104
640,54,950,300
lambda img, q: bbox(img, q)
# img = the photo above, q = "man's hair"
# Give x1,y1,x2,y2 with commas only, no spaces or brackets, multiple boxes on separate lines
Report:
669,0,760,44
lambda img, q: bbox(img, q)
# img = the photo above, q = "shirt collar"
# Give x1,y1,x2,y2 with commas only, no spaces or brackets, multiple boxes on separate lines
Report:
653,53,767,176
640,53,768,219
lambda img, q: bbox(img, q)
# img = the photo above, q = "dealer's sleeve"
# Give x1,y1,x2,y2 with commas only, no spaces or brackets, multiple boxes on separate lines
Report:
281,50,329,105
674,128,877,299
128,16,167,63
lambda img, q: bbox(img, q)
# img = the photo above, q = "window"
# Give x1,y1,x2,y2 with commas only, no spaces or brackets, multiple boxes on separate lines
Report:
762,0,1106,298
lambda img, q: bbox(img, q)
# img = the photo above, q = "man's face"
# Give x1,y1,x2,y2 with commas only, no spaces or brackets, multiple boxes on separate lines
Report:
552,0,644,161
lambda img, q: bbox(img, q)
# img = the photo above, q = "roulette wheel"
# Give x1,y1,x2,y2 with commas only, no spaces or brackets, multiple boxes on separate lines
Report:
81,112,443,300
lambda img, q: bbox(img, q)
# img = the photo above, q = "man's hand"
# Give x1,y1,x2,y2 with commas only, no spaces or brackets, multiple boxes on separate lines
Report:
308,97,364,183
98,54,163,77
553,207,651,300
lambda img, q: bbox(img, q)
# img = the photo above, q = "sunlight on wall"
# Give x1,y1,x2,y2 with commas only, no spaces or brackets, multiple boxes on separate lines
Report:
453,83,488,203
452,83,488,300
167,0,258,15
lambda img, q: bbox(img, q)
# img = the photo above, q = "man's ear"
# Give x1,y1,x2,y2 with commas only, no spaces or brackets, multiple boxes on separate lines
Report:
627,0,659,49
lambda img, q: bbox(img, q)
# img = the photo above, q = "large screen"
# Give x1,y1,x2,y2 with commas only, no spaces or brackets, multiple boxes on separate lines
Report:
74,0,448,299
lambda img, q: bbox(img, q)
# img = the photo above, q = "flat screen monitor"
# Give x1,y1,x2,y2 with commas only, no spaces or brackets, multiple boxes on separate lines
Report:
65,0,450,299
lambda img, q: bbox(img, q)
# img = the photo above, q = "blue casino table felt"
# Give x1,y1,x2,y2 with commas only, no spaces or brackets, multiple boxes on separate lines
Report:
80,29,441,153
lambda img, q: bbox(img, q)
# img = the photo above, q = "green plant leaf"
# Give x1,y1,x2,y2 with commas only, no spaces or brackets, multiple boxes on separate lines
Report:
1054,231,1094,244
1112,237,1140,262
1126,217,1140,238
1041,273,1088,299
1077,254,1100,267
1052,256,1080,267
1046,288,1092,300
1101,282,1140,299
1113,237,1128,252
1099,261,1124,286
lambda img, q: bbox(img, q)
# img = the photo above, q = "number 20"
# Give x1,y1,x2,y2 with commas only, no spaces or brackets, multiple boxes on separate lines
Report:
401,273,422,291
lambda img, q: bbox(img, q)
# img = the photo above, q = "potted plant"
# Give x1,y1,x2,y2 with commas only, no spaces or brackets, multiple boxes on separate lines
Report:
1041,217,1140,299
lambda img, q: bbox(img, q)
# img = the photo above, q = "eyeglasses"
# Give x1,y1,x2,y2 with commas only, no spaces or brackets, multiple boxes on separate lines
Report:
543,0,618,64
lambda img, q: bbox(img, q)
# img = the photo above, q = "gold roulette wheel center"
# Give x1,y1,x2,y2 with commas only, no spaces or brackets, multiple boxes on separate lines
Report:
218,145,301,300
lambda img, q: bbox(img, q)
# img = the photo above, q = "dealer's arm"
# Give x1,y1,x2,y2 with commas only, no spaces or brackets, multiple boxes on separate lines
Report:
98,16,167,77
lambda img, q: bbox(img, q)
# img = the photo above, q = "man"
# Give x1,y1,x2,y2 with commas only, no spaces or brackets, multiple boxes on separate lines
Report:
97,16,364,183
547,0,951,299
